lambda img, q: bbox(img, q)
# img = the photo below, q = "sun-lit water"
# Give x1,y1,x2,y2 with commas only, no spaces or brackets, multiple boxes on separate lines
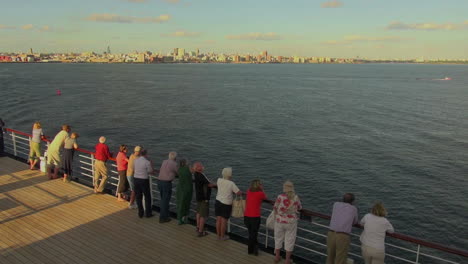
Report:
1,63,467,252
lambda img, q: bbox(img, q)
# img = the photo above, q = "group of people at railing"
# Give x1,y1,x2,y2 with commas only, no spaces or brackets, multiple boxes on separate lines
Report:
5,121,396,264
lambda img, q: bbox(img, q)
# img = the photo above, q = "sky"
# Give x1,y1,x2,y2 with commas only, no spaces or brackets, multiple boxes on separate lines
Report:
1,0,468,59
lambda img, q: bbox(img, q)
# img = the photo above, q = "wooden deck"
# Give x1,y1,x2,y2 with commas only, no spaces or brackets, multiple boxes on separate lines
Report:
0,156,275,264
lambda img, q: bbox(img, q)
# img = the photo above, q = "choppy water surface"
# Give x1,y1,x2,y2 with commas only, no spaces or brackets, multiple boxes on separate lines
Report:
1,63,467,251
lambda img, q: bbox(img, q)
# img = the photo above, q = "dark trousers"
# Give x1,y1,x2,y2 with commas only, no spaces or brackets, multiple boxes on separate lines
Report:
158,180,172,220
0,135,4,156
135,178,152,217
244,216,261,254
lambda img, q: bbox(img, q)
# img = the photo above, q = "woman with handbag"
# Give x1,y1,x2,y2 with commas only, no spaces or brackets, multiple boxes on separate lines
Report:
244,179,267,256
274,180,302,264
215,167,241,240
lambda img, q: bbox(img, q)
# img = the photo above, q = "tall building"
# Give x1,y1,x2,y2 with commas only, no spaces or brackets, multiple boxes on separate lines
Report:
177,48,185,57
196,48,200,57
107,46,111,54
173,48,178,57
29,48,33,55
256,54,262,62
262,51,268,59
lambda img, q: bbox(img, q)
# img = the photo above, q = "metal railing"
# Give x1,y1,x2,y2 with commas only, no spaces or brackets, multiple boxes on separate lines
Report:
2,127,467,264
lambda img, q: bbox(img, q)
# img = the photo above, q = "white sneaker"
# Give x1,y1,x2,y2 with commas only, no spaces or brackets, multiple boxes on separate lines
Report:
128,203,137,209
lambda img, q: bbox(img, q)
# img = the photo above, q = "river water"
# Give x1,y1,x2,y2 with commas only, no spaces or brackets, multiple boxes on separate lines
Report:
1,63,467,252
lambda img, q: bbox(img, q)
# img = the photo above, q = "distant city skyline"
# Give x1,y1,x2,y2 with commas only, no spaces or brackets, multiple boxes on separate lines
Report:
1,0,468,59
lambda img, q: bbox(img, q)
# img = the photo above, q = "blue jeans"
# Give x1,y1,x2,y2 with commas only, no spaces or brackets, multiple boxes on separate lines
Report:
158,180,172,220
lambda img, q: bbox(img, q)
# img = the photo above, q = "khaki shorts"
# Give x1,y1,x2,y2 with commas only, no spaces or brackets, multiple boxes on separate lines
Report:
29,142,41,160
196,201,209,218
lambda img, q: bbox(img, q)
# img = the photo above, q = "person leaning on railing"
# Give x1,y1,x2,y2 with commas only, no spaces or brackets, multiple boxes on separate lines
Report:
29,122,44,170
116,145,129,202
215,167,241,241
47,125,71,179
274,180,302,264
93,136,112,194
193,162,216,237
0,118,5,156
62,132,79,182
133,148,155,218
244,179,267,256
157,151,179,224
327,193,359,264
176,158,192,225
360,202,394,264
126,145,141,209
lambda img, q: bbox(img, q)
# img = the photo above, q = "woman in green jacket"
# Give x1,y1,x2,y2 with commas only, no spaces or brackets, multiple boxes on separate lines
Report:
176,159,193,225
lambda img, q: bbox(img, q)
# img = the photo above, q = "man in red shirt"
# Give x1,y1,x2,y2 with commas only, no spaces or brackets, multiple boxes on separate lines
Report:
94,136,112,193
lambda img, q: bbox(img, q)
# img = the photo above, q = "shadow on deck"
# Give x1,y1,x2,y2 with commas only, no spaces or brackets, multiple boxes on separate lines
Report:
0,156,275,264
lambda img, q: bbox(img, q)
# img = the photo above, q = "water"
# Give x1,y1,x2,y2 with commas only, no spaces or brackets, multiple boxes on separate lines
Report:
1,63,467,252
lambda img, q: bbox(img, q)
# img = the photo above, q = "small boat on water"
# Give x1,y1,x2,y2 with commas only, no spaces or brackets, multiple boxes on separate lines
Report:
431,76,452,81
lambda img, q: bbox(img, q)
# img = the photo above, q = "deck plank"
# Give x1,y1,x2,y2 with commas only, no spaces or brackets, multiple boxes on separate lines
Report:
0,156,275,264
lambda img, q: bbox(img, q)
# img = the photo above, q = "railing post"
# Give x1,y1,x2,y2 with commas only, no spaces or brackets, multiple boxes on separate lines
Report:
415,244,421,263
265,227,269,248
228,219,231,233
11,132,17,156
90,153,95,186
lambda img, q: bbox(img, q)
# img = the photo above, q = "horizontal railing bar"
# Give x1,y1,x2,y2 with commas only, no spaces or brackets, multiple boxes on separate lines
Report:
294,244,327,257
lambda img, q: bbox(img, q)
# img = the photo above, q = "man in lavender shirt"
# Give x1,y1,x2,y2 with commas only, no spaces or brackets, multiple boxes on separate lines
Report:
327,193,359,264
157,151,178,223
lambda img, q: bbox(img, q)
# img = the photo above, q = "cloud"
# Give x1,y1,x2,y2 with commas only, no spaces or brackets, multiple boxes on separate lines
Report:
323,35,408,45
321,0,343,8
321,40,349,45
386,21,466,31
226,32,282,41
86,13,171,23
163,0,180,3
39,26,52,32
0,24,16,30
22,24,34,30
343,35,408,41
0,24,16,29
162,30,200,37
125,0,148,2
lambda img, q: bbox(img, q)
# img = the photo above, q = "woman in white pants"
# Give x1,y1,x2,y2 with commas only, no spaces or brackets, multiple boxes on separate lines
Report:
360,202,394,264
273,181,302,264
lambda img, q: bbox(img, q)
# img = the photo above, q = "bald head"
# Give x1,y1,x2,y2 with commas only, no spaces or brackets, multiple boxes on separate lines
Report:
343,193,355,204
99,136,106,143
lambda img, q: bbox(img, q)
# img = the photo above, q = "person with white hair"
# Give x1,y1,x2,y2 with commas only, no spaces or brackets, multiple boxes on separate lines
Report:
133,148,155,218
93,136,112,194
273,180,302,264
126,145,142,209
215,167,241,240
157,151,178,223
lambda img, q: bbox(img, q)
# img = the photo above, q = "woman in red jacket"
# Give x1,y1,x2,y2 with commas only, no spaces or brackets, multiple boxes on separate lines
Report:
243,179,267,256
